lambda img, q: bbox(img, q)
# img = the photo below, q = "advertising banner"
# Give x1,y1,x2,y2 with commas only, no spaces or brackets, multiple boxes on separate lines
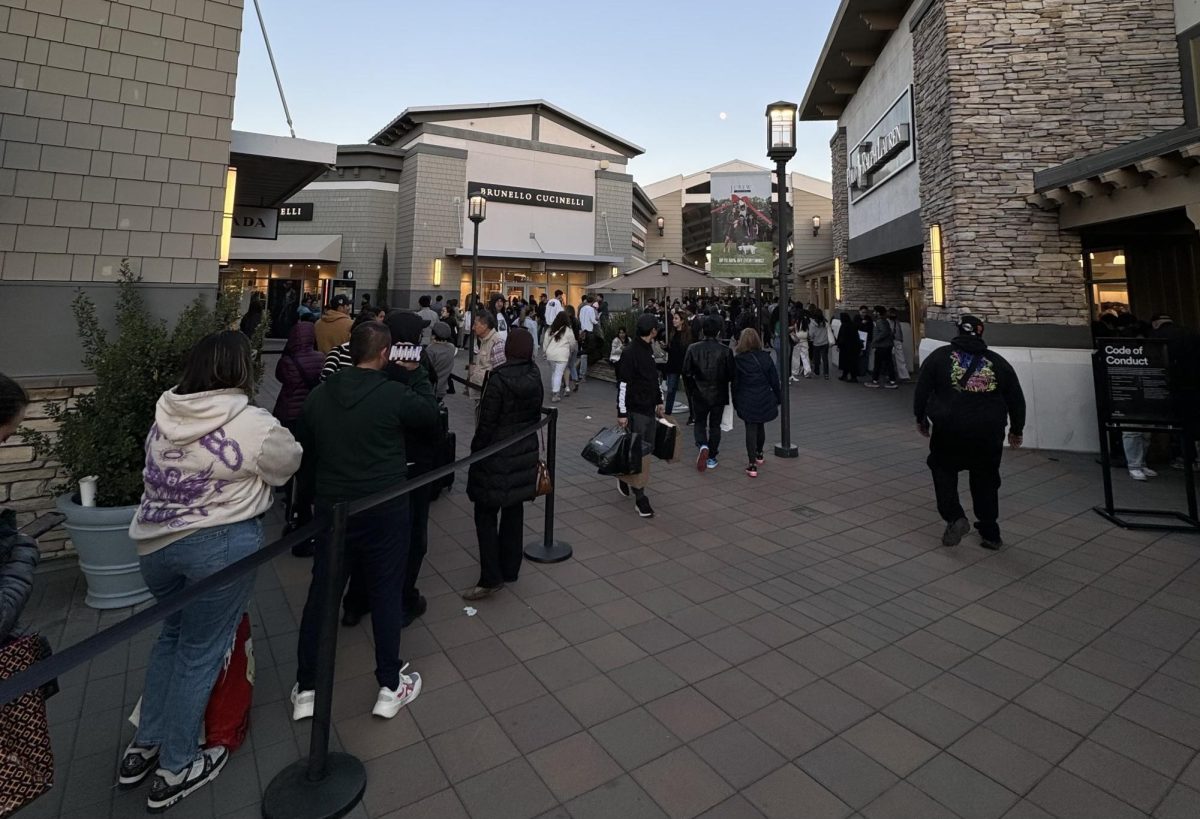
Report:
710,172,774,278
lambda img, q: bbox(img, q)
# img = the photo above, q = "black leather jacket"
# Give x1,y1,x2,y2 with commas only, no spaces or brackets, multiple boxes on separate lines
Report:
682,338,736,407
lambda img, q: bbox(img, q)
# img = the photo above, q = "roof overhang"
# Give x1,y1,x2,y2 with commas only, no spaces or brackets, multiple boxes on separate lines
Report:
633,183,657,221
230,234,342,262
369,99,645,158
229,130,338,208
800,0,915,121
1028,126,1200,227
445,247,625,265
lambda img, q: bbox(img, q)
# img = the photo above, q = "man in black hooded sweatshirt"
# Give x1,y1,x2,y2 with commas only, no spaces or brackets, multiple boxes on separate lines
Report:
914,315,1025,550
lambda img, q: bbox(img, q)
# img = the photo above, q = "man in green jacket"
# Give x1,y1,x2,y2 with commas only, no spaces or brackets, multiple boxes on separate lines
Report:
291,320,439,721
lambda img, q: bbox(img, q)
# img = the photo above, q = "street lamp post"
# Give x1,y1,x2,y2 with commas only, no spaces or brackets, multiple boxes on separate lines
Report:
767,101,799,458
467,193,487,367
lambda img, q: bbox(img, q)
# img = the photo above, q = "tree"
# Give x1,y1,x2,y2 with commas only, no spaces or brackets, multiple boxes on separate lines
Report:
378,244,390,307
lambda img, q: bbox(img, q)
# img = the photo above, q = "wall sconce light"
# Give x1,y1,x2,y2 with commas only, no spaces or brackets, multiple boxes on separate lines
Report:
656,216,665,237
930,223,945,306
433,258,442,286
811,215,821,236
834,257,841,302
611,266,619,278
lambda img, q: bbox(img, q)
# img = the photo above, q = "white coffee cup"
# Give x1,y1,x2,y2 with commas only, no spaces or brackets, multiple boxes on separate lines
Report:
79,475,98,507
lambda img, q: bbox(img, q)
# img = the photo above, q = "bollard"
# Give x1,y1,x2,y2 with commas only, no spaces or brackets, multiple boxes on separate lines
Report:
525,407,572,563
262,502,367,819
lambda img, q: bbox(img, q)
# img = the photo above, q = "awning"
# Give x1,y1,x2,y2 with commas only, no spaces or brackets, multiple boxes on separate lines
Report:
230,234,342,262
229,130,337,208
1027,126,1200,229
588,259,720,292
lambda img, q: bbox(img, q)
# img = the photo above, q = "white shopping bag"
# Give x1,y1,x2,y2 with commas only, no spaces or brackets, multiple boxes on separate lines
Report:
720,387,734,432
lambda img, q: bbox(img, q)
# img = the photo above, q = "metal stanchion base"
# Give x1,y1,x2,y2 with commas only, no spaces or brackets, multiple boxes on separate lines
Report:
774,444,799,458
524,540,572,563
261,753,366,819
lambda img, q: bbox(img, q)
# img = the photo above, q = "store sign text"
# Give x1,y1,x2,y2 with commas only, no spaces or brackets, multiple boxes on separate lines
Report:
231,206,278,240
468,181,594,212
279,202,314,221
848,124,911,192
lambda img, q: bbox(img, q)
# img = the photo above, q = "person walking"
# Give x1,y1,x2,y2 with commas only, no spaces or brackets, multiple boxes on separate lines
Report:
544,313,576,402
866,306,899,388
682,315,735,471
579,296,598,382
835,311,862,382
462,329,544,600
809,309,832,380
616,314,664,518
123,331,302,812
733,329,781,478
291,321,439,723
664,311,691,417
914,315,1026,550
789,311,813,382
566,305,583,389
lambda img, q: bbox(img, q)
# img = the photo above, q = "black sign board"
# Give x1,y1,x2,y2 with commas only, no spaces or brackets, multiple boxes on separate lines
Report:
279,202,314,221
1095,338,1175,424
468,181,593,212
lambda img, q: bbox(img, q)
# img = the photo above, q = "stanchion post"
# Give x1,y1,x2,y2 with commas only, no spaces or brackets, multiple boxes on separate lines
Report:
263,502,367,819
525,408,572,563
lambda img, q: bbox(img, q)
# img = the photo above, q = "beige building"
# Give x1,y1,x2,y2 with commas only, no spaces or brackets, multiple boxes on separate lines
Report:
641,160,834,304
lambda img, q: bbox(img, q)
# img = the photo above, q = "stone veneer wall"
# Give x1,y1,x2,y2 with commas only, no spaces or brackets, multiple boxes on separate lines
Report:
595,171,633,272
1,381,94,558
830,128,908,312
914,0,1185,327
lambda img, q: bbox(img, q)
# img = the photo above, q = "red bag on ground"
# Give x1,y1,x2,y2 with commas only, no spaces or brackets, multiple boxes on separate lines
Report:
204,613,254,752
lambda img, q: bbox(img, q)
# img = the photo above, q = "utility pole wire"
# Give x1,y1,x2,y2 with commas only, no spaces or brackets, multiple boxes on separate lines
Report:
252,0,296,138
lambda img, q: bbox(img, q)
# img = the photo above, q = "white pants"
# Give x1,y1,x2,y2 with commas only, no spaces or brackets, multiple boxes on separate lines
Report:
791,342,812,377
550,361,569,394
893,339,910,380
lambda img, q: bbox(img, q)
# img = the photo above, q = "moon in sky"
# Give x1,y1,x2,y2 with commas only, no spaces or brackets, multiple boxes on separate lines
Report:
719,112,727,120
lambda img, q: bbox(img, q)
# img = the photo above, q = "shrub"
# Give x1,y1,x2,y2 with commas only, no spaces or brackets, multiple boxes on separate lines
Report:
23,260,266,508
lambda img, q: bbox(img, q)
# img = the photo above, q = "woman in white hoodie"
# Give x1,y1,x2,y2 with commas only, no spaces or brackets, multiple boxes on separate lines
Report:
121,331,302,813
543,312,576,402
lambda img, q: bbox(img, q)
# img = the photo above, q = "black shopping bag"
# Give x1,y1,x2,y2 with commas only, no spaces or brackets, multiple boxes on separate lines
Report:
653,419,680,461
582,427,642,475
582,427,625,470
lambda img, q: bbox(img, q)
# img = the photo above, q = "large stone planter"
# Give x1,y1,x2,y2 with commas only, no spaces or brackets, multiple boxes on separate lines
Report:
55,493,152,610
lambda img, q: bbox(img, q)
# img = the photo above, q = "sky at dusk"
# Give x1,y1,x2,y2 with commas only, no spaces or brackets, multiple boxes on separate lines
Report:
231,0,842,186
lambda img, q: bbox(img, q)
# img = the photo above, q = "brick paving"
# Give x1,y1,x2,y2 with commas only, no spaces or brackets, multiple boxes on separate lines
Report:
17,357,1200,819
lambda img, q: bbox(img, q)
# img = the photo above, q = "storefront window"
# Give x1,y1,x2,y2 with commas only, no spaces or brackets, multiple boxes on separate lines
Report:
1085,249,1129,333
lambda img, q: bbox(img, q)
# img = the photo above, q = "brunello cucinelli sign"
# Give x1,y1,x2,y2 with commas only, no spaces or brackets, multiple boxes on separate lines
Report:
468,182,594,212
847,87,915,201
279,202,314,221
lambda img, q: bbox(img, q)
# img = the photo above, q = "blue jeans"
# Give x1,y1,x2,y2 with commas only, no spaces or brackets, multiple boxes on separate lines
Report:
664,372,681,415
135,518,261,773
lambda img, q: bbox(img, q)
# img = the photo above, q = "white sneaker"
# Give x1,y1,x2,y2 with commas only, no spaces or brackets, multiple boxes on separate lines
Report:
1129,468,1149,481
1142,467,1158,478
290,683,315,721
372,665,422,719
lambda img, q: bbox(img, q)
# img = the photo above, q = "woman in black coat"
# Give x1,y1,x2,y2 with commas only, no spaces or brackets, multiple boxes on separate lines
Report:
835,311,862,383
732,329,781,478
463,328,544,600
0,374,36,643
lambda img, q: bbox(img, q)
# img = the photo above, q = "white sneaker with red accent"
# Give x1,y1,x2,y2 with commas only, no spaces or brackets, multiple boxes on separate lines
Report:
372,665,422,719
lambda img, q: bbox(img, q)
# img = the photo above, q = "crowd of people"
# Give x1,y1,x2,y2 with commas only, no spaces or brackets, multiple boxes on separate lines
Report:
4,283,1196,815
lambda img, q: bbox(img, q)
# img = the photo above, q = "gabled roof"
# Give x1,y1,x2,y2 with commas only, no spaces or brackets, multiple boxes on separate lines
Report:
368,99,644,157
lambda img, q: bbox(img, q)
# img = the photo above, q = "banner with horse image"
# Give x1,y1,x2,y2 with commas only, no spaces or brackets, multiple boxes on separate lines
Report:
710,172,774,278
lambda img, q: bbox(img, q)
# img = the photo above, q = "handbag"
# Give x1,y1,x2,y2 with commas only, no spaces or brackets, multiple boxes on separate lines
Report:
0,635,54,817
535,432,552,497
653,418,680,461
582,426,626,471
204,613,254,752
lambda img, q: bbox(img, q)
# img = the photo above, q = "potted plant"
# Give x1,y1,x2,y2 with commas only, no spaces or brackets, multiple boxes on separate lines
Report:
24,261,266,609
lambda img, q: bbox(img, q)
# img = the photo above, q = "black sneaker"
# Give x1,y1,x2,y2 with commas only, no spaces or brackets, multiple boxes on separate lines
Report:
941,517,970,547
146,746,228,813
402,595,428,628
118,742,159,788
635,496,654,518
980,536,1004,551
617,480,631,499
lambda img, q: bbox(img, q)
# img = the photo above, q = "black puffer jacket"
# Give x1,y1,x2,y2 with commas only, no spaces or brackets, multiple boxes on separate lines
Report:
0,509,39,641
467,360,544,508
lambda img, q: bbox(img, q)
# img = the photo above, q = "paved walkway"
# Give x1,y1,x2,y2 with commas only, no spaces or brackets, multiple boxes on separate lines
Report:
19,359,1200,819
